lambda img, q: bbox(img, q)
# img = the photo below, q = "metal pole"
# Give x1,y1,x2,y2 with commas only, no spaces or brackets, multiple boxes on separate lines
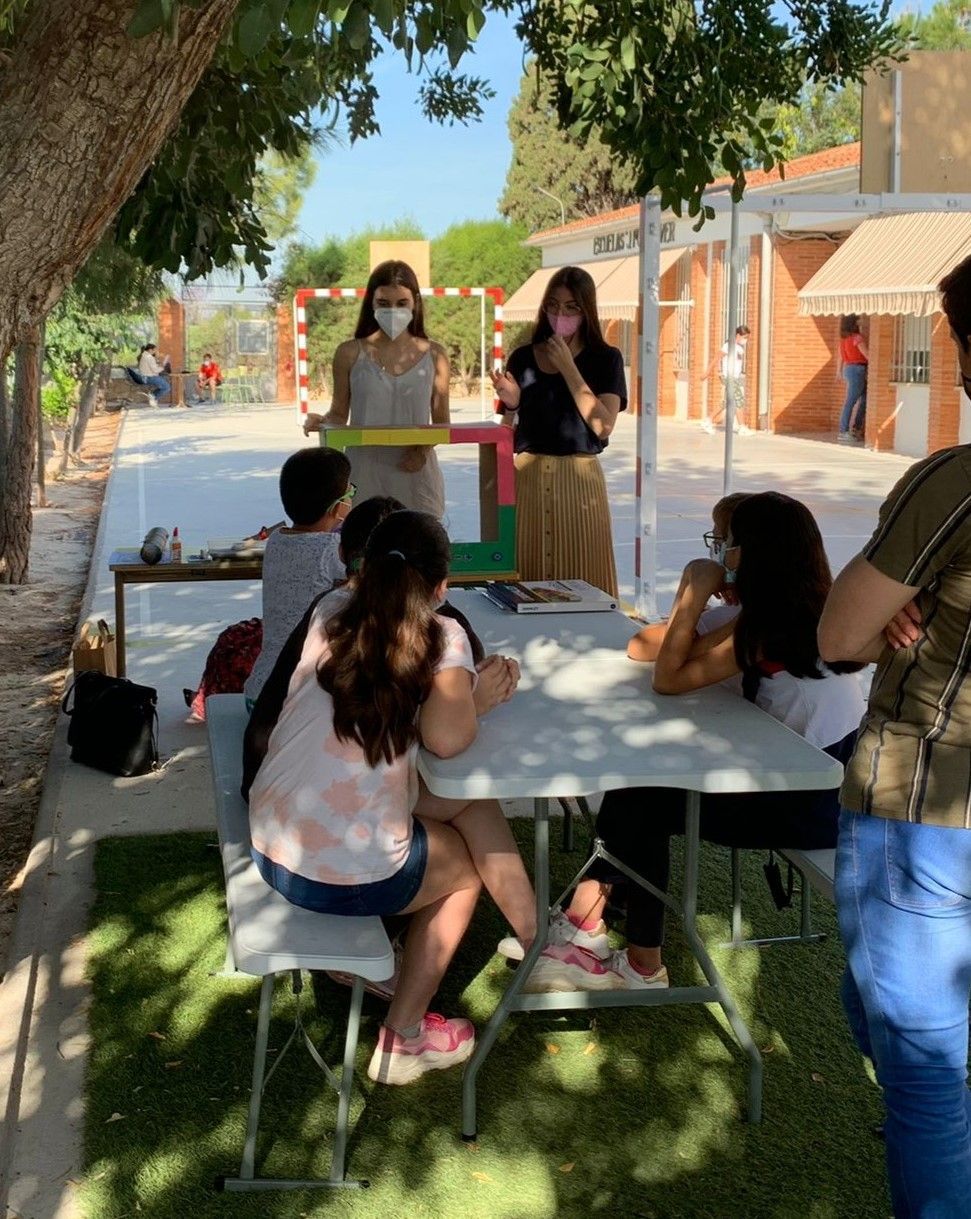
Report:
635,195,662,621
892,70,903,194
480,293,486,420
722,200,739,496
757,225,773,429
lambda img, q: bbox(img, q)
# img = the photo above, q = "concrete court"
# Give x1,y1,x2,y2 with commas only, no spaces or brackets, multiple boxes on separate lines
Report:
0,398,915,1219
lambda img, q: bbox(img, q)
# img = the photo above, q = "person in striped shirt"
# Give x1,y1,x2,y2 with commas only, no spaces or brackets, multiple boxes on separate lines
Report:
819,253,971,1219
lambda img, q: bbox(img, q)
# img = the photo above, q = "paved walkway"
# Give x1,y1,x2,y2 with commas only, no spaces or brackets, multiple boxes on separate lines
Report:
0,400,914,1219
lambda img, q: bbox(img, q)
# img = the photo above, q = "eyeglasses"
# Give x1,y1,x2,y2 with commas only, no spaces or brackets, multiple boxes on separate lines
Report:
543,301,582,317
702,531,723,550
327,482,357,513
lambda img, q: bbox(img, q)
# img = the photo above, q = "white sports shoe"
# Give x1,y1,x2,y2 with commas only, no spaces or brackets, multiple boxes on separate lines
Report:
736,423,753,435
497,909,611,962
700,418,716,434
523,944,670,993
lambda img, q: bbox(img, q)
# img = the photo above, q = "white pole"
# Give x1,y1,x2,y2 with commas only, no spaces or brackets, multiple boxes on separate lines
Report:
480,292,486,420
757,225,773,428
892,70,903,194
722,199,739,495
635,195,662,620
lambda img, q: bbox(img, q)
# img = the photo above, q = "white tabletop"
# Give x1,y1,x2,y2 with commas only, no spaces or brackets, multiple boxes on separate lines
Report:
417,591,844,801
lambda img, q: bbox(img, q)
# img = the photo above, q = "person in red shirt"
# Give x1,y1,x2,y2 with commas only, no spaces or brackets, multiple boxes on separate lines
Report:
836,315,868,444
196,352,222,402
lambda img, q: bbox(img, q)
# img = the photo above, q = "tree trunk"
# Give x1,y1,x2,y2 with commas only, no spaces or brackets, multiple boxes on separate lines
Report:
0,0,239,367
0,357,7,513
36,320,47,508
0,324,41,584
73,361,112,454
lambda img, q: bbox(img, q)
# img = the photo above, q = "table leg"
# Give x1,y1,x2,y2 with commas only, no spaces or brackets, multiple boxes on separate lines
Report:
680,791,763,1123
114,573,126,678
461,795,551,1142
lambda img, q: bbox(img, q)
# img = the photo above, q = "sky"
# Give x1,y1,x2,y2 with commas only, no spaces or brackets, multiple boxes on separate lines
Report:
293,11,523,246
292,2,928,251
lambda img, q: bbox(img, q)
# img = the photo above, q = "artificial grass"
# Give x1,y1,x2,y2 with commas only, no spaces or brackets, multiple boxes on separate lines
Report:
82,827,891,1219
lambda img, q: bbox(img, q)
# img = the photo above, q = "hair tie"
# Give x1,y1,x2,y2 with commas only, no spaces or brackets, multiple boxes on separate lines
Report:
387,549,407,561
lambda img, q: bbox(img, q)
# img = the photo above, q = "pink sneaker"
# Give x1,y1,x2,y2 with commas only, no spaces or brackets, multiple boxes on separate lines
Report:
523,944,669,993
367,1013,475,1085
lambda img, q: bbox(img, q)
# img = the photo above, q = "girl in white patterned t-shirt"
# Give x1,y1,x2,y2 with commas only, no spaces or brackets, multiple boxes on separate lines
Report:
249,510,536,1085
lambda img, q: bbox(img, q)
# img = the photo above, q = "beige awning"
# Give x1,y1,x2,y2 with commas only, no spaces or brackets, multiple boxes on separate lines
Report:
503,248,686,323
798,213,971,317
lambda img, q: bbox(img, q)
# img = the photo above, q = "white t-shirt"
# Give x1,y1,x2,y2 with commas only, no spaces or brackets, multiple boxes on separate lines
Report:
137,351,163,377
698,602,865,747
244,530,344,701
719,341,746,379
249,609,476,886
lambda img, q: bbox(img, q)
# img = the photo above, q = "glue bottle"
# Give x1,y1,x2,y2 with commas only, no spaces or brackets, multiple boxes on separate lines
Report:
170,526,182,563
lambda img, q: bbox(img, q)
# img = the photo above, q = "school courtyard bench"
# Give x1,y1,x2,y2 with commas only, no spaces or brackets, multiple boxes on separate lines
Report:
206,693,394,1191
728,846,836,948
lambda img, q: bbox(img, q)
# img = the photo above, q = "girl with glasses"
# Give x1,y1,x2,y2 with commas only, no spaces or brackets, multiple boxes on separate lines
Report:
490,265,628,597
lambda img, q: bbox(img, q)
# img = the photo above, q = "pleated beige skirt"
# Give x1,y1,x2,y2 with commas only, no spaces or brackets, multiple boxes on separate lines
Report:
514,452,619,597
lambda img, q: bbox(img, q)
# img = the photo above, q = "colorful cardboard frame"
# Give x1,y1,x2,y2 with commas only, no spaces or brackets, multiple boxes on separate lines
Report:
321,421,516,579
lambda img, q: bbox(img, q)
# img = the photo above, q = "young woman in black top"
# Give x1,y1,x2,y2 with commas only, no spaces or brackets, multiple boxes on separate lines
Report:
491,266,627,596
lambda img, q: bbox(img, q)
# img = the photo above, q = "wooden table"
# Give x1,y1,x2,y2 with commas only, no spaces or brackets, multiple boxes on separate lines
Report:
419,591,844,1138
106,553,515,677
108,551,263,677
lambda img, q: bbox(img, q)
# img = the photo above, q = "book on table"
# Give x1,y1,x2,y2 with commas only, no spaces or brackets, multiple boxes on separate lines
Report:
479,579,618,614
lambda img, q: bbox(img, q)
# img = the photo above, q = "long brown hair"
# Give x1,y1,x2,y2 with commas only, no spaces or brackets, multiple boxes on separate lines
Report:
354,260,428,340
531,265,606,348
318,510,449,766
730,492,862,685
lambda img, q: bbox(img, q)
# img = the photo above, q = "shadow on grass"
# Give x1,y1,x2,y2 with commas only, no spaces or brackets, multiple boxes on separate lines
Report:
81,829,889,1219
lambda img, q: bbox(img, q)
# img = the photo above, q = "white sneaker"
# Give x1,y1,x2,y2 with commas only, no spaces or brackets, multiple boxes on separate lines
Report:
736,424,753,435
147,393,158,407
497,909,611,962
837,431,851,444
700,418,715,434
523,944,669,993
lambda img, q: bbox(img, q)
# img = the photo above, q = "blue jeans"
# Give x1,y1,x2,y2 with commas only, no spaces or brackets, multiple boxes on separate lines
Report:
840,363,867,433
144,374,170,401
836,809,971,1217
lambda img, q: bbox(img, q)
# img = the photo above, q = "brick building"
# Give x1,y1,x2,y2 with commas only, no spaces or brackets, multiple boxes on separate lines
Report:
506,141,971,458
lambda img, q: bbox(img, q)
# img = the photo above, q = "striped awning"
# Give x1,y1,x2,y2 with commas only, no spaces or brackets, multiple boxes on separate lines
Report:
503,249,686,324
798,212,971,317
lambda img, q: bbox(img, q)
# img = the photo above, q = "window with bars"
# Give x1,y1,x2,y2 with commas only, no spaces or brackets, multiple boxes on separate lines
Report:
890,316,931,384
721,245,749,340
673,253,692,371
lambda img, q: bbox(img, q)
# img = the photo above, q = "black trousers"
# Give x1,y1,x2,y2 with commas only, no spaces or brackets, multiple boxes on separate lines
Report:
587,738,850,948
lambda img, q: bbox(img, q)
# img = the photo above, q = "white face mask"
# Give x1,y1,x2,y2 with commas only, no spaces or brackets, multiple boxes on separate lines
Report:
374,307,413,340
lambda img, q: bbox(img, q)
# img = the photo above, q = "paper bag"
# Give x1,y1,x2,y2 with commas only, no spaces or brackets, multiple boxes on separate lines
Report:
72,619,117,678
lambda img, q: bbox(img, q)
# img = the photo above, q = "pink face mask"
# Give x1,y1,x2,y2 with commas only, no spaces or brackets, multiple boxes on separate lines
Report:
546,311,582,338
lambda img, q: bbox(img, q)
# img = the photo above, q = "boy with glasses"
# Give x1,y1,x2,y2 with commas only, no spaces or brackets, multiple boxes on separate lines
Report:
244,448,353,703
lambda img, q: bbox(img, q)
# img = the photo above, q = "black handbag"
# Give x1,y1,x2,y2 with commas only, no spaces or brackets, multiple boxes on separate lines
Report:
62,671,159,777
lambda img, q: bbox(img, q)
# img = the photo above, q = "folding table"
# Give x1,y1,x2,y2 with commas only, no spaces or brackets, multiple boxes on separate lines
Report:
417,591,843,1140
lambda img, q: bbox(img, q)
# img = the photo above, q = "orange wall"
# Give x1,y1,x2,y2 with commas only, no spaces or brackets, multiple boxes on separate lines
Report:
770,239,844,434
276,303,295,405
157,298,185,371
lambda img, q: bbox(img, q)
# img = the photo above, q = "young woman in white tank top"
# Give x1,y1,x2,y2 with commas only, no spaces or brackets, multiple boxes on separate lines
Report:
303,260,451,518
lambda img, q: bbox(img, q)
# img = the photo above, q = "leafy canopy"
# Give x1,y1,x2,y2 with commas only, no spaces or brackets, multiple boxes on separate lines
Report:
500,68,639,230
107,0,900,270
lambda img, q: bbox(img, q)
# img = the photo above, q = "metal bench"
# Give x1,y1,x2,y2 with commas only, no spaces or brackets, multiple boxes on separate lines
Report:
206,693,394,1192
727,846,836,948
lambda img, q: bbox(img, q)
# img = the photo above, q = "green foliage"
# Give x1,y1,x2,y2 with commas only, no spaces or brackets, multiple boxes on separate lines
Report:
430,219,539,390
758,81,862,162
518,0,903,218
40,366,76,421
500,67,639,231
898,0,971,50
252,146,320,245
96,0,899,279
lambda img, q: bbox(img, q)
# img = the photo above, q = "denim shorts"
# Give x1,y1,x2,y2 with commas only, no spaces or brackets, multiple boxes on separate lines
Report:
252,818,428,916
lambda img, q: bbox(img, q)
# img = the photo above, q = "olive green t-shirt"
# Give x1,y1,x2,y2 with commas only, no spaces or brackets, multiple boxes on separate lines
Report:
841,444,971,828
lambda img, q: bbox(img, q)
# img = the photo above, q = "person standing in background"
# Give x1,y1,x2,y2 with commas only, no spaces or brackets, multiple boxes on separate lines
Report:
302,261,450,518
817,252,971,1219
836,314,868,444
490,265,627,598
701,325,751,434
